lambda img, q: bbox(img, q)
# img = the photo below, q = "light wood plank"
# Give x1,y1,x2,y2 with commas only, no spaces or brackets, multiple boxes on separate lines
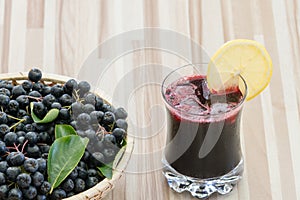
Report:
272,0,300,199
8,0,27,72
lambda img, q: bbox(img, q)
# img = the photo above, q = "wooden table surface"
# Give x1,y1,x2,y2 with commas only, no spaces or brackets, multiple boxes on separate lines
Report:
1,0,300,200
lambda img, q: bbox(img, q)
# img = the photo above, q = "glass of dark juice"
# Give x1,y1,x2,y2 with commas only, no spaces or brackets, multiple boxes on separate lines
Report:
161,64,247,198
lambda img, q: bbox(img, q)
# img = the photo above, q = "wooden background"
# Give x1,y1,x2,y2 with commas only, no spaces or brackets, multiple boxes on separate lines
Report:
1,0,300,200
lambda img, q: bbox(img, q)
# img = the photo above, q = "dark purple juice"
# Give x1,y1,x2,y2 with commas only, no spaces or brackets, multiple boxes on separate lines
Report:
164,75,244,179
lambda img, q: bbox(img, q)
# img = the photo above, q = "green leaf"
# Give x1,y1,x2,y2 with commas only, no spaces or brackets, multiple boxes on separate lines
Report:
121,138,127,147
55,124,77,139
48,135,89,193
30,102,59,123
98,162,113,179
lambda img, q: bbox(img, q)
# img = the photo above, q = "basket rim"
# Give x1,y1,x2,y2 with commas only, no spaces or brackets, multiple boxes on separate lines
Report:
0,72,135,200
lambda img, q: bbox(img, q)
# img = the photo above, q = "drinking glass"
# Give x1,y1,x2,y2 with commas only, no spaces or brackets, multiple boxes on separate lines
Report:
161,64,247,198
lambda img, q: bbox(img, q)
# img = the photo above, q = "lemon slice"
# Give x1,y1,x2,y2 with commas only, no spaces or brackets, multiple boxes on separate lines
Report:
207,39,273,101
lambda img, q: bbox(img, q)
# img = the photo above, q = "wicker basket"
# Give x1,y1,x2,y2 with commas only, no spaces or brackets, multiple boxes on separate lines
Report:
0,72,134,200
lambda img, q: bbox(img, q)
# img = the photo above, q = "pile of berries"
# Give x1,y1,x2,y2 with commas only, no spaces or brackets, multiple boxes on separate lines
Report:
0,68,128,199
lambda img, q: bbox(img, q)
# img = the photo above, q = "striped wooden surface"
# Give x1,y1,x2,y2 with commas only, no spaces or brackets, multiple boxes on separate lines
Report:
0,1,300,200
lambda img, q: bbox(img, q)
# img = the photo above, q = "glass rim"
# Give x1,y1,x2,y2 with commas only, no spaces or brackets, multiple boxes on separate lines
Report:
161,63,248,117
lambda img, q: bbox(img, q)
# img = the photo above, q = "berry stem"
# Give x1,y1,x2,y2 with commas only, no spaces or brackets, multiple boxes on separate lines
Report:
9,118,25,130
25,95,43,102
7,115,23,121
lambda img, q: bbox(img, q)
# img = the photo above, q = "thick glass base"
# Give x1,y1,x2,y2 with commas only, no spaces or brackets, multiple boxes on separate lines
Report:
162,158,244,199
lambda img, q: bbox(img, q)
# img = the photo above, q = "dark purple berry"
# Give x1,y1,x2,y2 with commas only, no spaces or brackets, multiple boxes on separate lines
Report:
40,181,51,194
74,178,86,193
50,84,64,98
22,80,33,92
8,100,19,113
0,172,6,185
86,176,99,188
32,102,47,119
8,188,22,199
51,188,66,199
24,158,39,173
7,152,25,166
0,112,8,124
32,171,44,187
4,132,17,146
12,85,26,98
62,178,74,192
78,81,90,97
63,79,78,95
23,186,37,199
6,166,21,181
28,68,42,82
0,94,10,107
16,173,32,188
25,131,38,145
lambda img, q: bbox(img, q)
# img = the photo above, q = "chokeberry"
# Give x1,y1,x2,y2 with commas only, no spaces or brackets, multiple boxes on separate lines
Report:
7,100,19,113
39,181,51,194
0,88,10,96
90,111,104,123
32,82,44,93
86,176,99,188
0,185,9,199
0,112,8,124
0,124,9,138
77,167,87,179
83,104,95,114
0,172,6,185
26,145,41,158
102,103,115,113
23,124,36,132
115,119,128,131
42,94,57,109
62,178,74,192
103,148,117,162
42,85,52,96
16,173,32,188
8,188,22,200
115,107,128,119
0,94,10,108
0,161,8,173
90,152,105,166
32,102,47,119
51,102,62,109
69,168,78,180
87,169,98,177
95,96,104,110
103,134,116,146
28,90,42,98
59,108,70,120
84,93,96,105
4,132,17,146
51,188,66,199
112,128,126,143
102,111,116,127
50,84,64,98
12,85,26,98
6,166,21,181
77,113,91,126
59,94,73,106
37,195,47,200
24,158,39,173
22,80,33,92
37,132,51,143
37,158,47,173
78,81,91,97
63,79,78,95
28,68,42,82
23,186,37,199
7,152,25,166
16,95,29,108
32,171,44,187
25,131,38,145
74,178,86,193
